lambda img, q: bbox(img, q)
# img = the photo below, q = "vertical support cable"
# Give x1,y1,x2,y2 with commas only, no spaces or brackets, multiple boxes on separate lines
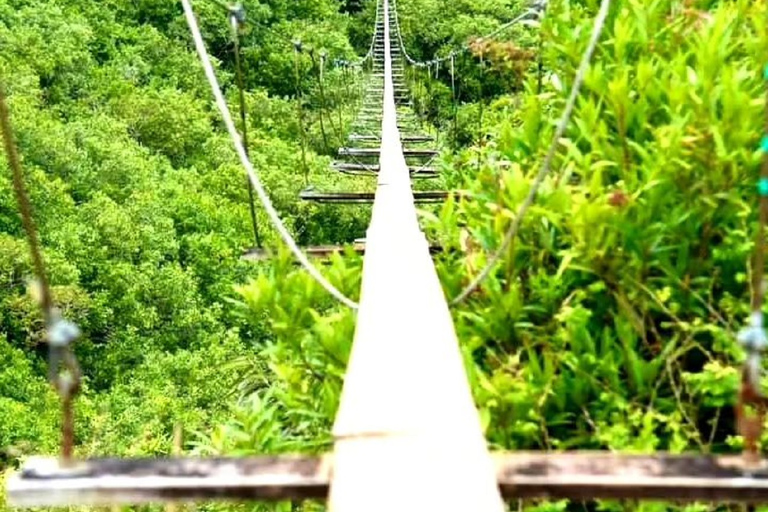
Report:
434,61,441,145
0,80,81,463
476,53,485,173
293,42,310,187
450,54,458,148
309,49,329,152
229,12,262,249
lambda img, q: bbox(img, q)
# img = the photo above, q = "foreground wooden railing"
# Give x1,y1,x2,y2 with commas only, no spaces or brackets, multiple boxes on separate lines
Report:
10,452,768,507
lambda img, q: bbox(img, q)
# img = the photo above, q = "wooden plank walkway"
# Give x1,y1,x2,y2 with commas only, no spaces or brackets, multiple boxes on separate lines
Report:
326,1,504,511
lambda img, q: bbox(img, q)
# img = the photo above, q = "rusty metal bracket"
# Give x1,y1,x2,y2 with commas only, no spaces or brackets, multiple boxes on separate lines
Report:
737,312,768,470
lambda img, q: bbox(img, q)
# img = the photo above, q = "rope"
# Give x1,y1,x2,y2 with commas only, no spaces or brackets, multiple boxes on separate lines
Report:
0,85,52,319
180,0,359,310
391,0,545,68
0,79,82,460
450,0,612,306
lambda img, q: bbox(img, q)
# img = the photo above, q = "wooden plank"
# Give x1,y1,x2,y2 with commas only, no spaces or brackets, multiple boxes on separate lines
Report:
332,162,436,175
494,451,768,502
241,244,367,261
372,73,405,79
8,455,330,506
349,134,434,143
241,242,445,261
12,452,768,507
299,190,461,203
339,147,437,158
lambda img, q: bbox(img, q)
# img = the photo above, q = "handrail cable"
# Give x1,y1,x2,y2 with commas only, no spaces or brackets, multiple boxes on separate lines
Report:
181,0,359,310
390,0,546,68
450,0,611,306
352,0,382,65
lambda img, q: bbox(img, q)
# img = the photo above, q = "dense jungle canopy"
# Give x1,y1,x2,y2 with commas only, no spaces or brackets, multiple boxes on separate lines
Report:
0,0,766,511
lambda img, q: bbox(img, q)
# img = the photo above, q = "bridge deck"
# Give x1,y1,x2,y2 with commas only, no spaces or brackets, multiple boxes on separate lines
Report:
326,1,504,511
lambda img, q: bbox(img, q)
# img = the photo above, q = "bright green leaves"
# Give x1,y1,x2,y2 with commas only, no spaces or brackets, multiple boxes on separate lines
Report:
221,250,361,456
422,0,768,466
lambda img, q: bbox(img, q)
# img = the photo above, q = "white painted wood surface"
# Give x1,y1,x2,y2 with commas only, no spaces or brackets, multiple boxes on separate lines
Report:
327,0,505,510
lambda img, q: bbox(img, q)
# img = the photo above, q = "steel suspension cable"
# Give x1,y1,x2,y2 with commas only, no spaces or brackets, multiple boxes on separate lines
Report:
352,0,382,66
181,0,359,310
390,0,544,68
450,0,612,306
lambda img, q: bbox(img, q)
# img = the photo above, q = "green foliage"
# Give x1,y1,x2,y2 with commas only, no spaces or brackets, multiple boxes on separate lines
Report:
0,334,60,466
0,0,367,484
429,0,765,461
2,0,767,512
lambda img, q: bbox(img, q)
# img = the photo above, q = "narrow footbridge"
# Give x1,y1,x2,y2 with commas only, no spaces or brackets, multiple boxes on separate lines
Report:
8,0,768,509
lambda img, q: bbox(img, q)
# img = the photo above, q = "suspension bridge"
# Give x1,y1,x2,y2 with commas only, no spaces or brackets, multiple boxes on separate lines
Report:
6,0,768,509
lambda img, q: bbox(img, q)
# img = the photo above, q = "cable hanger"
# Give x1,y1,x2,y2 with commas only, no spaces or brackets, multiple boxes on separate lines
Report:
0,81,82,463
227,5,263,249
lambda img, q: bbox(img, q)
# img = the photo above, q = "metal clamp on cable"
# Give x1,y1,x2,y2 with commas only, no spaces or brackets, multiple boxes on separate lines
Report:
48,311,82,395
526,0,548,19
228,2,245,26
736,310,768,470
46,308,82,462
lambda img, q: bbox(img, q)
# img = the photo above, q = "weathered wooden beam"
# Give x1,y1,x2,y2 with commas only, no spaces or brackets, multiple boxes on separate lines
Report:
365,90,408,98
339,147,438,158
373,67,405,72
372,73,405,79
299,190,461,203
8,455,330,506
241,244,366,261
492,451,768,502
333,162,435,172
241,242,444,262
11,452,768,507
366,87,408,94
349,134,434,143
332,162,437,177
